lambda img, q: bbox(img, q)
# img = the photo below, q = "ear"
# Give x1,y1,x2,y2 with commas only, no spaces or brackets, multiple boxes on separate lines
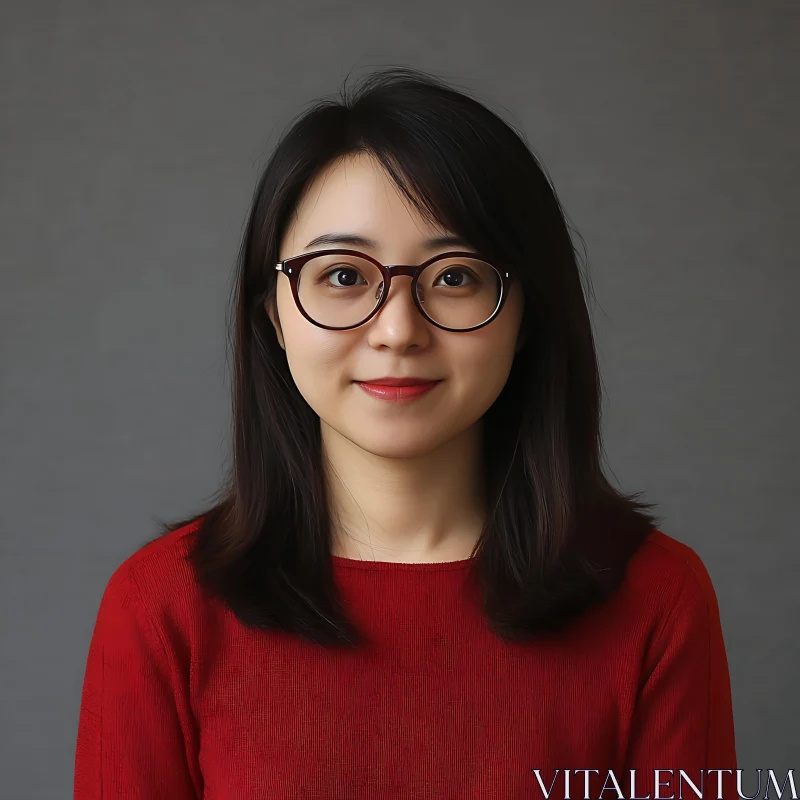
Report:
265,294,286,351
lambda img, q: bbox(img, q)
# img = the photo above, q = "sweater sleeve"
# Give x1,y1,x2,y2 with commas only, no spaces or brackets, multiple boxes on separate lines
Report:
73,563,199,799
623,563,738,799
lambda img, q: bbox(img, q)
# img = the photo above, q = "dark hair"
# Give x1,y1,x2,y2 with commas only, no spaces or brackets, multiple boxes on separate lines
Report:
153,66,660,648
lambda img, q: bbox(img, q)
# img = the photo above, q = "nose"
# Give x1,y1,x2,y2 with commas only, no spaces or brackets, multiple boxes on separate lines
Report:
364,275,432,350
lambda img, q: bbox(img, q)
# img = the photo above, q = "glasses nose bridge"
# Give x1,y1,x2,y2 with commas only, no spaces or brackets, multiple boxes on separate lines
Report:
375,264,425,323
383,264,419,280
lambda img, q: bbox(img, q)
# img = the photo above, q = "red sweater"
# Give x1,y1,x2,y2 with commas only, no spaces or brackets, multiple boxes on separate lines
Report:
74,522,737,799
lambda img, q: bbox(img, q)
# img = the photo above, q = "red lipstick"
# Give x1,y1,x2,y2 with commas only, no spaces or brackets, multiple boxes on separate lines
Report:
354,378,442,402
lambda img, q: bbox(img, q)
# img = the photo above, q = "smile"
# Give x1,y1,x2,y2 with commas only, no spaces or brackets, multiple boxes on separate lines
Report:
354,381,441,402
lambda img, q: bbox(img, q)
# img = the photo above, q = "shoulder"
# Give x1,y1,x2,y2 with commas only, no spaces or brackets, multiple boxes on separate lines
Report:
118,517,202,581
98,518,206,634
609,527,726,642
630,528,721,605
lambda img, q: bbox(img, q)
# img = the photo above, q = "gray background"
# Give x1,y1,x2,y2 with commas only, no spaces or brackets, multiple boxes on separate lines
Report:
1,1,797,796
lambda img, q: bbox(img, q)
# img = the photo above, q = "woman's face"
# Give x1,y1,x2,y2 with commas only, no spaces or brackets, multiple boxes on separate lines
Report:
267,152,526,459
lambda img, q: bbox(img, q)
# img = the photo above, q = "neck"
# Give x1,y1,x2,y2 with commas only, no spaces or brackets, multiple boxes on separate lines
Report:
321,419,486,563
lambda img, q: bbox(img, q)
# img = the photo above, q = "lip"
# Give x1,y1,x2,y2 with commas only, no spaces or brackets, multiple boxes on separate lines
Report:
355,379,441,402
356,377,440,386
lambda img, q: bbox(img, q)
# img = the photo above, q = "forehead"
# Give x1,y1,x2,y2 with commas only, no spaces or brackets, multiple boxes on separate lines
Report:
281,153,447,254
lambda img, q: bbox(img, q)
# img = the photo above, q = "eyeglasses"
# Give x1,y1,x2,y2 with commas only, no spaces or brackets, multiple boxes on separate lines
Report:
274,248,517,332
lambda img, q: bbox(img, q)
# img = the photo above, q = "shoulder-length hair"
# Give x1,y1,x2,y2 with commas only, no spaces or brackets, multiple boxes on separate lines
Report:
154,66,660,648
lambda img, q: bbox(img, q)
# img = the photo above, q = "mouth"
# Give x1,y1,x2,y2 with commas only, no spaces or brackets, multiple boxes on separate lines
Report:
354,379,442,402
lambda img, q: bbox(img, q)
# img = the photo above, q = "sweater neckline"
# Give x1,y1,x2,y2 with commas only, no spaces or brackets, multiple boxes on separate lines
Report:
330,554,477,571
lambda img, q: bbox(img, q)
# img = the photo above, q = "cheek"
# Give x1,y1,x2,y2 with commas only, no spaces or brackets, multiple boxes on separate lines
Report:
457,324,521,404
277,289,325,376
456,320,519,380
460,347,515,403
282,323,354,408
431,347,510,434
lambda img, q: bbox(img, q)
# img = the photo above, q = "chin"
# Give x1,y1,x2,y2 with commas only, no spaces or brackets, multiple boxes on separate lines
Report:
347,430,443,460
365,446,435,460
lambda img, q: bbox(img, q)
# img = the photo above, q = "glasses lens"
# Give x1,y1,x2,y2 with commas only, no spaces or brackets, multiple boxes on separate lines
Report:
296,253,503,329
297,254,384,328
417,256,502,329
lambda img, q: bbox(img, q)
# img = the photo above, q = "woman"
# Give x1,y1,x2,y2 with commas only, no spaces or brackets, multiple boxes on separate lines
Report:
74,67,737,799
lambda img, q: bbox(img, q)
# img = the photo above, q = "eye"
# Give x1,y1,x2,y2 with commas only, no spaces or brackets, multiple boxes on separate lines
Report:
322,266,368,288
432,266,477,288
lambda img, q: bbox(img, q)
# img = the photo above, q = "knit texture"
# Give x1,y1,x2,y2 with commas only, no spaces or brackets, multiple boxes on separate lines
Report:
74,522,737,799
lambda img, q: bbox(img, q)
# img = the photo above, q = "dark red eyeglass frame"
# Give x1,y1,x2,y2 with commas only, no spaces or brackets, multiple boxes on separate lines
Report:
274,248,518,332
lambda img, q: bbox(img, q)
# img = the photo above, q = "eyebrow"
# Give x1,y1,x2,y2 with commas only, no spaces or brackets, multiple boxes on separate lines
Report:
303,232,473,251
